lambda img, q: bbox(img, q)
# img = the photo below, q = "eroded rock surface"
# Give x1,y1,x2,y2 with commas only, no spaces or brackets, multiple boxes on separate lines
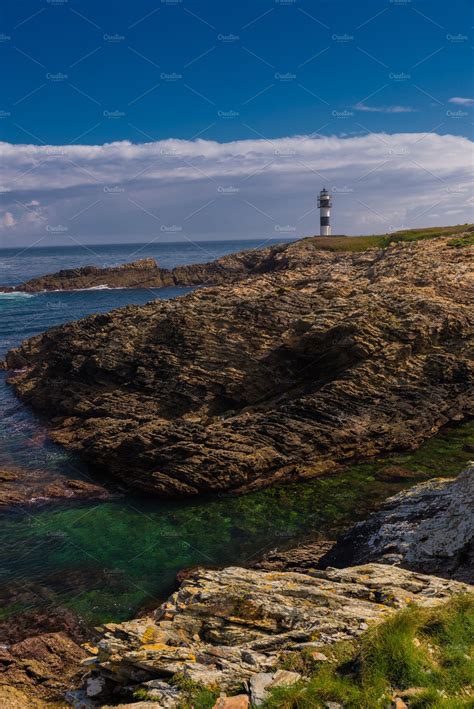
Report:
0,686,50,708
253,540,335,573
5,235,473,495
319,464,474,582
82,564,471,703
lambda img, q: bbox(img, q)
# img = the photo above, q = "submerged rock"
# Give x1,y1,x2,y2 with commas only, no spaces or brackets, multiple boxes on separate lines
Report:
0,466,118,509
319,463,474,582
81,563,471,701
4,235,473,496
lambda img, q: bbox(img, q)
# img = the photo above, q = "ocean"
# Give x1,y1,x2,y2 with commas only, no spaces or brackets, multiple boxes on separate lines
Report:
0,239,471,628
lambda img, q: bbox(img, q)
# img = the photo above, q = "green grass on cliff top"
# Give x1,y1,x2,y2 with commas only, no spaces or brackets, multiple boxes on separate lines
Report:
303,224,474,252
262,594,474,709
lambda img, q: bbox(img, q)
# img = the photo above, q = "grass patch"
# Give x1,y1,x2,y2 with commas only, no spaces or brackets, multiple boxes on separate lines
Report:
171,673,220,709
448,233,474,248
303,224,473,253
263,595,474,708
132,687,158,702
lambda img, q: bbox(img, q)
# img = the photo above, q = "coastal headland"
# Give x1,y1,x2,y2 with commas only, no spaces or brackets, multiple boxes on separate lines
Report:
4,226,473,495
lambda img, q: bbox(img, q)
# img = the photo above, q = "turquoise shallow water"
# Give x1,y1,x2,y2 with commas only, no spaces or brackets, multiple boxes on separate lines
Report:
0,240,472,628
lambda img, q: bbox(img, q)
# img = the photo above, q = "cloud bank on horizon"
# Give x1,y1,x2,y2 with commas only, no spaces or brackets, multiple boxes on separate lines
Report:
0,131,472,247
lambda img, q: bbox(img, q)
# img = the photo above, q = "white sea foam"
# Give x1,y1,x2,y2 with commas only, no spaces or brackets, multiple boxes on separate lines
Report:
41,284,129,293
0,291,34,299
71,284,115,291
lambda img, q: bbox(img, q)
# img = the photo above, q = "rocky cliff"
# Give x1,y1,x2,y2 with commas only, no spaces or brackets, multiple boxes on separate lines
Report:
4,234,473,495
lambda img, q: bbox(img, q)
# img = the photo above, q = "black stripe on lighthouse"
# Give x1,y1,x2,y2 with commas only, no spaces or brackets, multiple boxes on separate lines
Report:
321,216,330,226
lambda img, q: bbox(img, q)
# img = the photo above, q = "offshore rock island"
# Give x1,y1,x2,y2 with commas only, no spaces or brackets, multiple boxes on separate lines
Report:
0,254,254,293
4,228,473,496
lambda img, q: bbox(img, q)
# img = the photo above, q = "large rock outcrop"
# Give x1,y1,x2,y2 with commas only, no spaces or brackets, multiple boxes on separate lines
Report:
4,235,473,495
79,563,471,705
319,463,474,583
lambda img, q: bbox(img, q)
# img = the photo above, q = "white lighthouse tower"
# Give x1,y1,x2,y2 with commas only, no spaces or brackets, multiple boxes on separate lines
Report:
317,188,332,236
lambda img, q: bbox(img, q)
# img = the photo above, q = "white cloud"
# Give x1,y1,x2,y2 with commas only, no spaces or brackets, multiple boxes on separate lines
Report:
0,132,472,245
449,97,474,106
1,212,17,228
354,103,417,113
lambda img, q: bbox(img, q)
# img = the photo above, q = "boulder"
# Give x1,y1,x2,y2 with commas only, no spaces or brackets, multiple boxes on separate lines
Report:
248,673,274,706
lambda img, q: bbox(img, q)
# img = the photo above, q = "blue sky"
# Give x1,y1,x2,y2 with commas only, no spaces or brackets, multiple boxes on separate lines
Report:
0,0,472,245
1,0,472,144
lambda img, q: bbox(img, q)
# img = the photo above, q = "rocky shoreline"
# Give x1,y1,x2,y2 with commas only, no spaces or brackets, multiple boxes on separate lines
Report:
254,464,474,584
0,238,373,293
67,466,474,708
1,465,472,707
1,227,471,295
319,465,474,583
1,230,473,706
4,233,473,496
73,564,471,708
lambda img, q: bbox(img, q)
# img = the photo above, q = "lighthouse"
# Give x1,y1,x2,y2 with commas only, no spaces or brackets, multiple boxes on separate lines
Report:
317,188,332,236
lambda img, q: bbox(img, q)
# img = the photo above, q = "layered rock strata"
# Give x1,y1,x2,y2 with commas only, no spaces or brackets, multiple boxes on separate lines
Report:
4,235,473,495
80,564,471,705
